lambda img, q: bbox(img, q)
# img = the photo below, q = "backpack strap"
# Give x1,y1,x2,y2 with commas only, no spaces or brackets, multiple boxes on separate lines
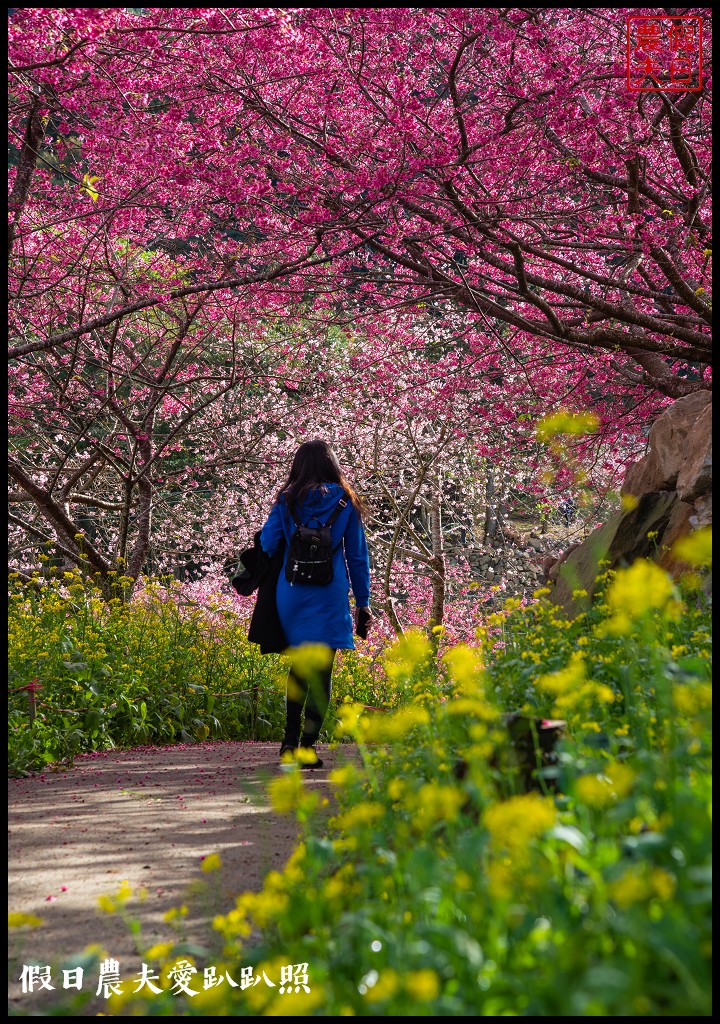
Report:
286,492,348,530
326,494,348,556
323,494,348,529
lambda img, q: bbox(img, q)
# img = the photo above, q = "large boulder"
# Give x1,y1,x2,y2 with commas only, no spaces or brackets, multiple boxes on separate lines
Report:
550,391,711,618
622,390,712,497
676,403,712,502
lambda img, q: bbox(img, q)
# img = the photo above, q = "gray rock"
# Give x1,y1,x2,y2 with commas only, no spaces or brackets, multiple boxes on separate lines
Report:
690,492,712,530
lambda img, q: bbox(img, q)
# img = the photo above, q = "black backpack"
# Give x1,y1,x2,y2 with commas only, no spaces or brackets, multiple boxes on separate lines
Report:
285,494,348,586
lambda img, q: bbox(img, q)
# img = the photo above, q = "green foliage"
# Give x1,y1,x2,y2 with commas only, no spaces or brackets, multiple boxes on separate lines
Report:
7,571,282,775
7,558,712,1016
7,569,387,777
97,559,710,1017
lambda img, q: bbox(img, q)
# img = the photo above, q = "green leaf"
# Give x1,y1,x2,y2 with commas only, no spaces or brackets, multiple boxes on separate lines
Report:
549,824,589,853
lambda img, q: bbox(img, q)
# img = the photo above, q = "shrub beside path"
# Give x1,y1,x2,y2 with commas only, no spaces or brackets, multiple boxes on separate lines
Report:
8,740,345,1016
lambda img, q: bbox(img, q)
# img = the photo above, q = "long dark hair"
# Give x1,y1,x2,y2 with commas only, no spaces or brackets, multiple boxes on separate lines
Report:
276,439,365,518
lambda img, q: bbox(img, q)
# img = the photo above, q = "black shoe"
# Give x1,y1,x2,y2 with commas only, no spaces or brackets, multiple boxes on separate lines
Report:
279,744,296,761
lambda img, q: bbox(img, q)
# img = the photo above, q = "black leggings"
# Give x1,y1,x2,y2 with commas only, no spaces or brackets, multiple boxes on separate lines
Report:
283,651,336,748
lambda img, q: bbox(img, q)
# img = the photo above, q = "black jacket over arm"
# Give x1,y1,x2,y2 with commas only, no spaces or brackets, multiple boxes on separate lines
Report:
234,532,287,655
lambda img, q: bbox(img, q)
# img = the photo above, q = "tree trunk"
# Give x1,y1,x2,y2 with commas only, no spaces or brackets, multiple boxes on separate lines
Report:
483,467,496,543
428,471,445,635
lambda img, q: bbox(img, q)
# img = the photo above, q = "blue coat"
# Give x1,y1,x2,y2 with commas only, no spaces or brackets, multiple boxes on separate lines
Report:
259,483,371,650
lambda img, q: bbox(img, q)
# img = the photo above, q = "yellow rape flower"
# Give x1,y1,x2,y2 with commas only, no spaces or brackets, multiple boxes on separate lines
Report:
608,866,650,908
238,888,289,929
328,765,358,787
334,801,384,832
265,987,325,1015
442,696,497,721
575,761,635,808
8,912,43,928
486,857,515,901
364,970,400,1003
188,980,229,1014
406,783,466,830
323,862,355,901
387,777,406,801
284,842,306,869
288,643,335,677
537,652,586,695
535,409,599,442
212,905,252,941
335,702,365,738
405,968,441,1000
200,853,221,873
97,879,132,914
649,867,677,901
383,630,432,680
672,527,712,568
162,904,188,922
608,864,674,909
372,704,430,741
144,941,175,961
672,682,712,716
483,792,556,858
268,772,308,814
442,643,484,694
605,559,676,628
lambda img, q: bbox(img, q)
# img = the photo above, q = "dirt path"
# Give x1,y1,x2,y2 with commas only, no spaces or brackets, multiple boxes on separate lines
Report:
8,740,351,1016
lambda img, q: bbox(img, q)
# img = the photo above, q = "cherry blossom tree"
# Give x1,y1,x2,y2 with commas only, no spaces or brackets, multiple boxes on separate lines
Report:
8,7,712,603
9,8,711,386
8,288,308,591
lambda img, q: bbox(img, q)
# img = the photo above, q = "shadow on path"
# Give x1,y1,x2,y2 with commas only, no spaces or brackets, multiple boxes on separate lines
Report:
8,740,353,1015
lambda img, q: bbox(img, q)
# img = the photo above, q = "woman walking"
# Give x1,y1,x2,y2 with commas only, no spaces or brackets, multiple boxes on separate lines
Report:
258,439,372,767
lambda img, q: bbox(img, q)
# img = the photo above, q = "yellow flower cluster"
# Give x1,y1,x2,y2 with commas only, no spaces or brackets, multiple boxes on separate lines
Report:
482,793,556,901
371,704,431,742
672,526,712,568
536,652,614,718
328,764,359,788
535,409,599,442
442,643,485,694
403,783,466,831
97,879,133,914
323,862,358,902
265,986,325,1015
574,761,635,808
608,865,676,909
335,702,366,738
602,559,678,635
200,852,221,873
268,771,318,815
8,912,43,929
441,696,497,722
483,793,556,858
383,630,432,681
362,967,441,1005
672,681,712,718
230,874,290,929
162,904,188,923
333,801,384,832
288,643,335,677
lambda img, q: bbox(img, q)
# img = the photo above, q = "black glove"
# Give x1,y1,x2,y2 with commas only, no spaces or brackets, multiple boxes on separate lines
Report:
356,606,373,639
